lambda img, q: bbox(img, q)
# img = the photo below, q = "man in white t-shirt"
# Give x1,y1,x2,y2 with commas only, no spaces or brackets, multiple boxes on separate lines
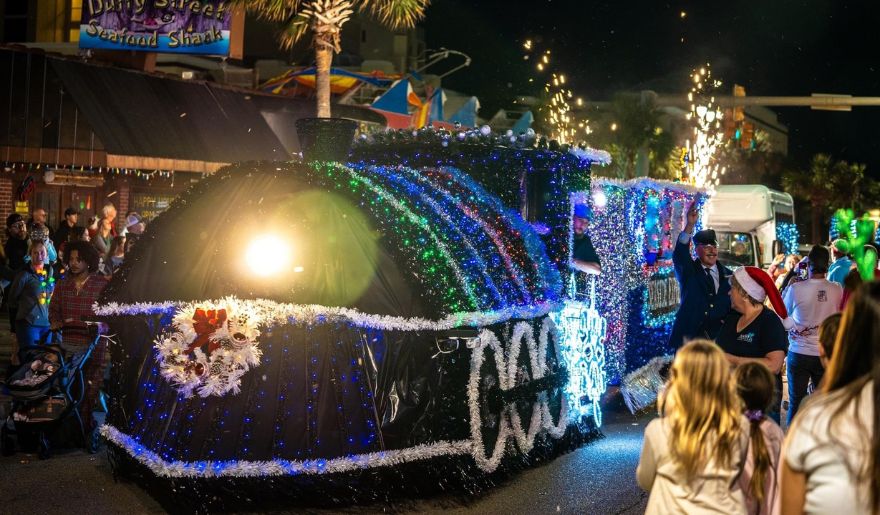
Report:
782,245,843,425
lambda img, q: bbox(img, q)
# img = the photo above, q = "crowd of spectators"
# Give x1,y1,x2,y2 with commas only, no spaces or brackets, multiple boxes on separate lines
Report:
1,203,147,450
641,222,877,514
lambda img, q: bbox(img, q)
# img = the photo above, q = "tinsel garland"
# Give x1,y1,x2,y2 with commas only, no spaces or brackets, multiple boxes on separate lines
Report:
103,422,603,511
101,424,473,478
568,146,612,165
102,160,562,322
620,355,672,413
95,296,564,333
467,318,569,472
349,133,593,285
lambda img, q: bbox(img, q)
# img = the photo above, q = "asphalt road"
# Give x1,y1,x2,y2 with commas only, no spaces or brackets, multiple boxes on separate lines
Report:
0,401,650,515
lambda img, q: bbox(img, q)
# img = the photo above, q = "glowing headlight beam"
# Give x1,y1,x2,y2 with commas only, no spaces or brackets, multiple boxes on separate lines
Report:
245,234,293,277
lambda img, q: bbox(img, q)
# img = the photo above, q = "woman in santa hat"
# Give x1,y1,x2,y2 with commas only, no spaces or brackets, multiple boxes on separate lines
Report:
715,266,795,423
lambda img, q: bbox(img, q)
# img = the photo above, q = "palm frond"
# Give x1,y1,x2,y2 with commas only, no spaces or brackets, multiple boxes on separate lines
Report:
278,12,312,49
361,0,430,30
229,0,304,22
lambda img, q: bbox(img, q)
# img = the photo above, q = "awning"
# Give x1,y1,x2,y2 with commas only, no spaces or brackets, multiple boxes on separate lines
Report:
50,58,289,163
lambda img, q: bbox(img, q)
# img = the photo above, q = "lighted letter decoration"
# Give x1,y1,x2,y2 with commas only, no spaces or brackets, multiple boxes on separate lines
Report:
154,299,263,398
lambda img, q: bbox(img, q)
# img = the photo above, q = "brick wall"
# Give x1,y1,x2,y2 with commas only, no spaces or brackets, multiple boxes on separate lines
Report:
0,176,14,245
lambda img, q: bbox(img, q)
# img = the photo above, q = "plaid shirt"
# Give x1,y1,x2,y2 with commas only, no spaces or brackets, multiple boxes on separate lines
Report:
49,273,109,346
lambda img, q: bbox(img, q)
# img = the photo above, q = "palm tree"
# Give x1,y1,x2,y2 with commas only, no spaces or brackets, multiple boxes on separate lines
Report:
235,0,430,118
586,92,680,180
782,154,869,244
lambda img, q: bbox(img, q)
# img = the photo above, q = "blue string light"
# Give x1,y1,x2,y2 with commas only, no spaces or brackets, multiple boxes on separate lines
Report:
776,222,800,255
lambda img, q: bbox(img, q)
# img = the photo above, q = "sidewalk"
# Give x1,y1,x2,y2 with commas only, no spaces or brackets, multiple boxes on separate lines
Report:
0,314,15,421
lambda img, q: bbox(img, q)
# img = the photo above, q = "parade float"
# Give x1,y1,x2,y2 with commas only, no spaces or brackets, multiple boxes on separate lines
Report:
582,179,708,411
96,126,611,508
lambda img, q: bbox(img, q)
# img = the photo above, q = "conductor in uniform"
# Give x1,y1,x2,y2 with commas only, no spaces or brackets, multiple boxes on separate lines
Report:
571,204,602,276
668,202,732,349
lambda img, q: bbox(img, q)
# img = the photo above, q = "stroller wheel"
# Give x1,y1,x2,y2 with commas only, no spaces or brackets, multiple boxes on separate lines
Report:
87,427,101,454
38,432,50,460
1,423,14,456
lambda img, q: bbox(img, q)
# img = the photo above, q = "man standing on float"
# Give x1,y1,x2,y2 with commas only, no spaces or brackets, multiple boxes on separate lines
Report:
571,204,602,281
668,202,732,349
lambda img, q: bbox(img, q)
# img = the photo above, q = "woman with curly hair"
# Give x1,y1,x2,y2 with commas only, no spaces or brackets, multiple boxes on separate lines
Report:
637,339,749,514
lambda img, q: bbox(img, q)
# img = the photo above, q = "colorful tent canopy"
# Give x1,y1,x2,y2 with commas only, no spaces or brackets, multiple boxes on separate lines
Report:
261,67,396,96
447,97,480,128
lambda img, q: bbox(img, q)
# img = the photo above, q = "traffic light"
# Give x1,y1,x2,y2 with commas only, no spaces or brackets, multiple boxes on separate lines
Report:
741,122,754,149
733,84,746,122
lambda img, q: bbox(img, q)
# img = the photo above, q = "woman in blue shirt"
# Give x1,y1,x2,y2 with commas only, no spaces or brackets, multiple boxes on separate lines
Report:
8,239,55,364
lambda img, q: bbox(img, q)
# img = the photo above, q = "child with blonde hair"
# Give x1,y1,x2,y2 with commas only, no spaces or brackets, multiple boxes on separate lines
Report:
735,362,784,515
637,339,749,514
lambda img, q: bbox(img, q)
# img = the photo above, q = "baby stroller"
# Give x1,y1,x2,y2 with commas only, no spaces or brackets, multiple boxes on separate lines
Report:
1,323,105,458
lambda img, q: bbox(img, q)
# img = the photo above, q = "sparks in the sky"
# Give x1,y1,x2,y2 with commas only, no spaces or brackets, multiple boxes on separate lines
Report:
684,64,726,193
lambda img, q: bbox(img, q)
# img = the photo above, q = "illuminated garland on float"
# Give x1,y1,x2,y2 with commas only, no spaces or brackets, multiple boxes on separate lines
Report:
349,128,602,286
95,296,564,333
102,315,576,477
583,179,706,381
104,160,564,319
550,277,607,428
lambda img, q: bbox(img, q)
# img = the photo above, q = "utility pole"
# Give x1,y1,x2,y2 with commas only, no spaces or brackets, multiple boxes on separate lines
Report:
578,94,880,111
655,94,880,111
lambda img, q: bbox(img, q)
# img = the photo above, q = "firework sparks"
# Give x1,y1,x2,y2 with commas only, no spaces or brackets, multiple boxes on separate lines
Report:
684,64,725,193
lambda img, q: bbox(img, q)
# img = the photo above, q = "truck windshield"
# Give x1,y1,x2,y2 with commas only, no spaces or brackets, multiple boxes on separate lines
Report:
715,231,754,268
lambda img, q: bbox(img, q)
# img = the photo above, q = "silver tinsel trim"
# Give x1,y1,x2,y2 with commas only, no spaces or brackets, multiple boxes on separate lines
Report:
101,424,472,478
94,297,564,332
568,147,612,165
467,319,569,473
619,355,672,413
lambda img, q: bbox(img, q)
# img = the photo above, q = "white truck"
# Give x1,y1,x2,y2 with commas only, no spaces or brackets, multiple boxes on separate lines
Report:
705,184,796,269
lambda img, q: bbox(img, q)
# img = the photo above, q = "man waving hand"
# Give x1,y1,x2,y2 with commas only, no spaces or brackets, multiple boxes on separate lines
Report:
668,202,733,349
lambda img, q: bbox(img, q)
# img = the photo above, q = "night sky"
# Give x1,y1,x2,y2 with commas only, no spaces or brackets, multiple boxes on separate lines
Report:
424,0,880,178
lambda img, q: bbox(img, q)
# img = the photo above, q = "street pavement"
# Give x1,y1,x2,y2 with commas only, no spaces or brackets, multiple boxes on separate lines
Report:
0,312,650,514
0,399,650,514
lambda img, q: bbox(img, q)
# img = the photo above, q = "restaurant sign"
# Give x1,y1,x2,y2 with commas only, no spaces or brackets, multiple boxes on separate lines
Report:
79,1,232,55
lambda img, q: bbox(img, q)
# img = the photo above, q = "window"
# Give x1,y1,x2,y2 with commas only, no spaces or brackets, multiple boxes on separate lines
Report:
68,0,83,42
35,189,61,229
716,231,755,268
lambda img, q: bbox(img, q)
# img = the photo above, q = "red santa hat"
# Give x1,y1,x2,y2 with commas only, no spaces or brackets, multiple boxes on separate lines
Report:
733,266,796,330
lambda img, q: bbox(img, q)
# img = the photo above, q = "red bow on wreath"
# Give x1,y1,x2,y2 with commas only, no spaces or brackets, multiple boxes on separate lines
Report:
186,308,228,354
